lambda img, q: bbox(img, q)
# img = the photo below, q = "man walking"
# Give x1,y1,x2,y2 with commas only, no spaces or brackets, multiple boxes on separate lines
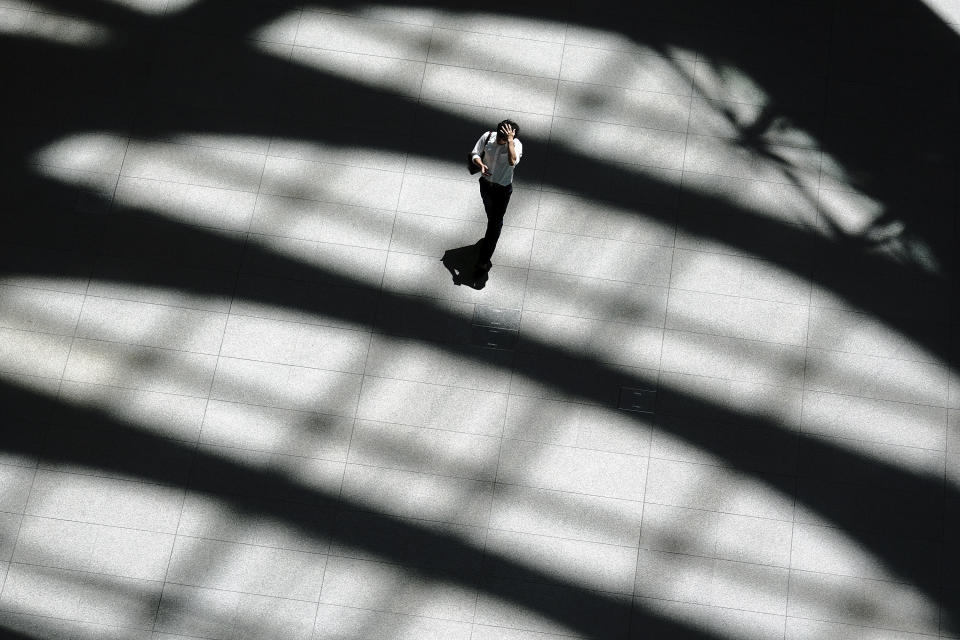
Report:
471,120,522,279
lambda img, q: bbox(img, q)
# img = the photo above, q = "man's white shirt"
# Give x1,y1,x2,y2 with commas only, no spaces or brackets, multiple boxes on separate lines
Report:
471,132,522,186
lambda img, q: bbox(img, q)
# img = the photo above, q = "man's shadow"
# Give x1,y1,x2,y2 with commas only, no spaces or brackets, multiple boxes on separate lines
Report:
441,241,488,290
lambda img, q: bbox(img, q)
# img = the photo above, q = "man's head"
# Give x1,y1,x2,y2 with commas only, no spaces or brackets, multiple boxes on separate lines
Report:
496,119,520,144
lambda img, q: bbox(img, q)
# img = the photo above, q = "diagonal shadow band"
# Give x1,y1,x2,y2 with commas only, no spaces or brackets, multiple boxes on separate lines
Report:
2,374,956,639
0,198,956,634
0,0,958,635
1,7,956,369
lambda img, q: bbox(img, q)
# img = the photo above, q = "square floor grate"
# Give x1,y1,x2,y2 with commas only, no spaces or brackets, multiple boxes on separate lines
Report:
618,386,657,414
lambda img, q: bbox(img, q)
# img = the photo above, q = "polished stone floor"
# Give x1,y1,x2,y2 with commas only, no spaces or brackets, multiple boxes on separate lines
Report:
0,1,958,638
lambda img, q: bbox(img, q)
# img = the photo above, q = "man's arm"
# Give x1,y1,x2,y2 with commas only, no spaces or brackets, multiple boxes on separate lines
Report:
472,133,490,174
502,124,519,165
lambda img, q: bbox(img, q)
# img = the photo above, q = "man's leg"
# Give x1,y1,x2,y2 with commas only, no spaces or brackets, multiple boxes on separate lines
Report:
478,180,512,267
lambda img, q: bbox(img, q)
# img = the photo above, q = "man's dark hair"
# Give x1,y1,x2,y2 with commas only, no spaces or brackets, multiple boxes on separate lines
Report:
497,119,520,137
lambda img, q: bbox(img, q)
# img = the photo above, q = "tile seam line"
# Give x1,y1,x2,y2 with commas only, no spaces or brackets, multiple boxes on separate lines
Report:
1,155,111,600
10,347,956,416
0,608,151,633
476,23,569,624
299,9,567,44
25,439,948,508
11,507,938,581
166,27,293,625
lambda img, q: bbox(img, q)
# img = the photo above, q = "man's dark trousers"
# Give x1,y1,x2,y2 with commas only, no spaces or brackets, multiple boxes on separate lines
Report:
478,177,513,265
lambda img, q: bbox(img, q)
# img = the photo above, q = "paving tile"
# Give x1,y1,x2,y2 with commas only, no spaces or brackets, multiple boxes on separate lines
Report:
286,46,426,98
633,597,785,640
784,617,938,640
318,555,477,622
509,351,655,406
670,248,811,304
0,512,21,561
220,315,370,373
0,328,72,378
373,293,475,343
312,603,473,640
260,156,404,211
201,399,353,461
364,334,513,392
560,45,695,96
678,169,821,231
555,80,691,134
0,464,35,513
683,134,822,187
156,582,317,640
397,174,541,229
474,577,632,638
231,275,378,330
0,285,84,335
0,563,161,628
503,394,652,456
787,570,939,635
191,444,345,506
656,371,804,428
295,11,432,59
550,117,687,171
12,516,174,581
432,12,567,41
651,415,799,476
530,230,674,287
801,391,947,450
63,338,218,396
39,418,194,485
660,329,807,388
689,97,822,148
346,419,501,480
634,549,790,615
789,522,940,584
89,257,236,313
485,528,637,594
390,211,535,268
242,233,387,289
76,297,228,355
804,349,949,407
32,132,127,175
807,306,944,363
644,457,794,520
0,246,92,295
420,65,558,115
210,356,363,415
340,464,494,526
252,194,395,250
692,57,825,109
380,251,526,309
666,289,809,346
166,535,327,601
497,438,648,502
57,381,206,442
177,492,334,555
428,28,563,78
640,502,792,567
535,190,676,246
489,483,645,548
102,215,245,272
0,611,153,640
357,376,506,436
25,470,183,533
114,176,258,231
522,270,669,326
328,509,486,573
518,310,662,368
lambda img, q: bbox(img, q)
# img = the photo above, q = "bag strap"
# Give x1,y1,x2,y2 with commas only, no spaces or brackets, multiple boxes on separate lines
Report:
480,131,492,159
